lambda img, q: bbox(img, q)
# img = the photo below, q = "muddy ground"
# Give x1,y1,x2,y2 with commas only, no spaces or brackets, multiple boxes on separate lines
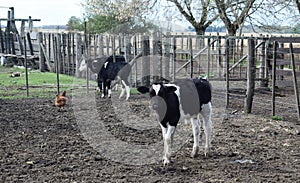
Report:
0,90,300,182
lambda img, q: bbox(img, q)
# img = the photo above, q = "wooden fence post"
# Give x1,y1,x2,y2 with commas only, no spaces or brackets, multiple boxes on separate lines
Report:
54,36,60,95
38,32,46,72
62,33,67,74
244,39,256,113
133,35,138,87
189,37,193,78
94,34,98,58
165,33,171,80
76,33,82,77
207,37,211,79
106,35,110,55
125,35,131,60
24,35,29,97
66,33,72,75
16,34,24,55
142,35,150,86
217,33,222,78
152,32,161,82
0,30,4,53
172,36,177,81
225,39,230,107
289,43,300,120
26,32,34,55
271,41,278,117
259,37,266,87
98,35,104,57
158,33,163,80
56,34,63,74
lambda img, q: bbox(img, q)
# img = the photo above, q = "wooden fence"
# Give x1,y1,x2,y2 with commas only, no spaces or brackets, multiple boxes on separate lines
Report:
1,31,300,119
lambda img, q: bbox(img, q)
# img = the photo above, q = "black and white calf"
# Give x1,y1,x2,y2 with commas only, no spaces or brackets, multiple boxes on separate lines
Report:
137,78,212,166
97,56,131,100
79,55,131,100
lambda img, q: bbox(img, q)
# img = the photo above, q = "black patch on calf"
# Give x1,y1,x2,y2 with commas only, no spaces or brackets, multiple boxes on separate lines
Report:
174,78,211,116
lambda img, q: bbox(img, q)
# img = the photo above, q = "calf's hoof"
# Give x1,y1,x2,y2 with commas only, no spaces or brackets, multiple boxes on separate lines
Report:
204,147,210,157
191,146,199,158
163,158,170,167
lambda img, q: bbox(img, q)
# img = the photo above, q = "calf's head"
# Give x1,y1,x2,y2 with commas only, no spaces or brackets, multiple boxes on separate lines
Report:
137,84,177,119
78,59,87,72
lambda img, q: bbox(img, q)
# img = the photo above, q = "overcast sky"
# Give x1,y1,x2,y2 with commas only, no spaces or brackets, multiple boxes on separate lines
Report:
0,0,83,26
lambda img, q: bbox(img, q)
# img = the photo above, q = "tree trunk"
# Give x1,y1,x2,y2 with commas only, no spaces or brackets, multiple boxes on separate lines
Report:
195,27,206,35
227,26,237,59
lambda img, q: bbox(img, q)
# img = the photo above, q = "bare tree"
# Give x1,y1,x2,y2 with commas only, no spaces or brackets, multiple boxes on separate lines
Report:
295,0,300,13
81,0,157,33
165,0,219,35
246,0,300,33
215,0,256,36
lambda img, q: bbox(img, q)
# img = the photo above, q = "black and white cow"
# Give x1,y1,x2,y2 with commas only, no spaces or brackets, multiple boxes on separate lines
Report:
79,55,131,100
97,56,131,100
137,78,212,166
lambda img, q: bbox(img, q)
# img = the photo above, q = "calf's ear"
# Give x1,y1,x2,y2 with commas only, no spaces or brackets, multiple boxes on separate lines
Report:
137,86,150,94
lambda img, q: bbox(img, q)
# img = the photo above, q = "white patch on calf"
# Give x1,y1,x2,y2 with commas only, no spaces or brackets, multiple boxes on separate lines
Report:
79,60,87,72
200,102,212,156
104,62,109,69
152,84,161,95
161,123,176,166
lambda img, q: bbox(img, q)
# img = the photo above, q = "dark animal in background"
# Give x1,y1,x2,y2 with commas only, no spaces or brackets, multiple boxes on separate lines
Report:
137,78,212,166
10,72,21,77
79,55,131,100
97,56,131,100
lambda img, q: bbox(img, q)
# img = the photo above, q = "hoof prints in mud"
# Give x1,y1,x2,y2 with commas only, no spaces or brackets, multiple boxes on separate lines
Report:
0,96,299,182
95,96,161,145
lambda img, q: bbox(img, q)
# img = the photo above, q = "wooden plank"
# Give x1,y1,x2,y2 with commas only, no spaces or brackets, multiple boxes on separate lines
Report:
269,37,300,43
38,32,46,72
276,59,300,66
39,43,52,72
26,33,34,55
175,46,208,73
290,43,300,120
278,47,300,53
276,70,300,76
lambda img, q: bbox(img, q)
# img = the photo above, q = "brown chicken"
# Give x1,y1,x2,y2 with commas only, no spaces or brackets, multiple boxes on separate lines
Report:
55,91,67,111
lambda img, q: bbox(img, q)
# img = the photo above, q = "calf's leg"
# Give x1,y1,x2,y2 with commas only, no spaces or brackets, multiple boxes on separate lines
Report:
160,124,176,166
119,80,126,99
101,80,106,98
106,80,112,98
200,102,212,156
191,116,201,158
119,80,130,100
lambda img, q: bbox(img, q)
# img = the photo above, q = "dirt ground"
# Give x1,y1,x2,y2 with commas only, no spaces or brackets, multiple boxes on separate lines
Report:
0,89,300,182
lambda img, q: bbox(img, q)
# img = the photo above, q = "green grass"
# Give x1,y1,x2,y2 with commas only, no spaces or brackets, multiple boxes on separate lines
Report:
0,66,96,99
0,66,140,99
271,115,284,121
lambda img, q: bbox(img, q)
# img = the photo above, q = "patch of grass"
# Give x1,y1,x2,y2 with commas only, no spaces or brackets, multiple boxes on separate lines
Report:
130,88,139,94
0,66,96,99
271,115,284,121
